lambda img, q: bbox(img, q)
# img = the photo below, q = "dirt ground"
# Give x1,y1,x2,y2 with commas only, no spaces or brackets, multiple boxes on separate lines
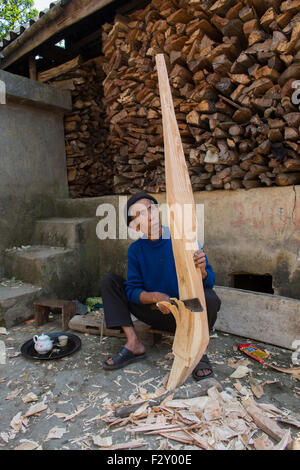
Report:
0,313,299,450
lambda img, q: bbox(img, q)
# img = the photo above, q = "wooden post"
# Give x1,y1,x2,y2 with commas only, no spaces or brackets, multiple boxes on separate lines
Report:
155,54,209,390
28,55,37,80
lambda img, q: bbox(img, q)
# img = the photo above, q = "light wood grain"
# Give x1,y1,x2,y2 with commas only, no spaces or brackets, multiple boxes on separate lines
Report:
155,54,209,390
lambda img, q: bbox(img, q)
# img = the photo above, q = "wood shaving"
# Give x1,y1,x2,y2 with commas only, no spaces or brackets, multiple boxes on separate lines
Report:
46,427,67,440
230,365,251,379
106,383,299,451
24,401,48,418
63,404,89,422
22,392,38,404
14,440,40,450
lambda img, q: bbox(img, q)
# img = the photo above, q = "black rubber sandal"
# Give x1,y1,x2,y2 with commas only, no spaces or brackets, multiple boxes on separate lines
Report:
103,346,147,371
192,354,214,381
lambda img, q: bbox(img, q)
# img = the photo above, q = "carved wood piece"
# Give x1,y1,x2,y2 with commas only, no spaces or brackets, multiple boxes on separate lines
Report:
155,54,209,391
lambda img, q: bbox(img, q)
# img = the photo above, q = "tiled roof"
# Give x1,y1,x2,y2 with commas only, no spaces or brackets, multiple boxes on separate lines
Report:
0,0,66,53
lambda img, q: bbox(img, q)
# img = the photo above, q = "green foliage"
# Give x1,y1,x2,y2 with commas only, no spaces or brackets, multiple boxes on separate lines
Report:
0,0,38,40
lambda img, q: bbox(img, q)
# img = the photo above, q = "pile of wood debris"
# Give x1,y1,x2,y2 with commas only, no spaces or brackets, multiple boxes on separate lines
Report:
99,382,300,450
2,324,300,450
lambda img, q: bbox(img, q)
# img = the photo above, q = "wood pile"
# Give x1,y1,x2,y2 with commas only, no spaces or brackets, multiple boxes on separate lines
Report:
44,56,113,198
101,0,300,194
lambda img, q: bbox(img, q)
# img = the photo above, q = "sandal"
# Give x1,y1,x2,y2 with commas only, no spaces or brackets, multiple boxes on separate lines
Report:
192,354,214,381
103,346,147,371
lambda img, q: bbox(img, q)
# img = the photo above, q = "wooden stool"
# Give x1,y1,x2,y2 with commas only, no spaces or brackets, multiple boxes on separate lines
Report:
34,299,76,331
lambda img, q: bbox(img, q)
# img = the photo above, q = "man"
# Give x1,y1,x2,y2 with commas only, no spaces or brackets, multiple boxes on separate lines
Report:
101,193,221,380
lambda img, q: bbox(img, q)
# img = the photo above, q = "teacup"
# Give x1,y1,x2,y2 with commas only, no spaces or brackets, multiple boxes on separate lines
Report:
58,335,68,347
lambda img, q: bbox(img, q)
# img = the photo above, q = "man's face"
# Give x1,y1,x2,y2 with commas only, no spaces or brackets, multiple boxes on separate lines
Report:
129,198,161,238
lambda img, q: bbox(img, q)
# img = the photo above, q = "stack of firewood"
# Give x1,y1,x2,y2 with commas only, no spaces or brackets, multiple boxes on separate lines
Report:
44,56,113,198
101,0,300,194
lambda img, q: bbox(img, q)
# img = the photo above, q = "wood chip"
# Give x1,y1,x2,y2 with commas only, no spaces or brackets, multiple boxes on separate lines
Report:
177,410,201,424
234,380,250,396
242,398,293,449
6,389,20,401
230,365,251,378
101,440,146,450
253,432,274,450
203,399,222,421
1,432,9,443
273,429,291,450
276,416,300,428
53,412,68,419
63,404,88,422
184,430,211,450
129,423,182,433
165,396,209,410
24,372,30,382
22,392,38,404
265,363,300,378
10,412,28,432
46,427,67,440
293,434,300,450
93,435,113,447
24,401,48,418
132,401,149,418
249,376,264,399
14,440,40,450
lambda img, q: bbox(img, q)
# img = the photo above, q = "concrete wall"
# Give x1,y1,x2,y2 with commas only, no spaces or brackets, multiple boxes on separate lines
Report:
56,185,300,300
0,70,72,276
198,186,300,299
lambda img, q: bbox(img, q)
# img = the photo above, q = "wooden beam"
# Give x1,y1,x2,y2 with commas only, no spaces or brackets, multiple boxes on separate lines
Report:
28,55,37,80
155,54,209,390
1,0,117,69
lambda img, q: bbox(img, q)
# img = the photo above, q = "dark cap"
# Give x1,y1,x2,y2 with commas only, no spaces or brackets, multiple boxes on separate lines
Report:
126,193,158,226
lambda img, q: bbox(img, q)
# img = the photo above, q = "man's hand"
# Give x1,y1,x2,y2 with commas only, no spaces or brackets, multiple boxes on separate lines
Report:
153,292,171,314
140,291,171,314
193,249,208,280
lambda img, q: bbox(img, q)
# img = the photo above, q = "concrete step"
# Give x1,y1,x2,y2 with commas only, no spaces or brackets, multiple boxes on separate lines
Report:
4,245,79,298
0,278,42,328
32,217,97,249
214,286,300,350
55,196,118,218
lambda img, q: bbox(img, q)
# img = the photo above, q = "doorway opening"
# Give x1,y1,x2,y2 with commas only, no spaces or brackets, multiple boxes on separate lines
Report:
232,273,274,294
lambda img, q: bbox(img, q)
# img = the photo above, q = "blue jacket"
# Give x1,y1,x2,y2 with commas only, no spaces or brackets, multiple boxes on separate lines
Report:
124,226,215,304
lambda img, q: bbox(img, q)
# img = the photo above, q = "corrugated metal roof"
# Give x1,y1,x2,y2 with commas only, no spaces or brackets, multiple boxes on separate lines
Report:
0,0,67,53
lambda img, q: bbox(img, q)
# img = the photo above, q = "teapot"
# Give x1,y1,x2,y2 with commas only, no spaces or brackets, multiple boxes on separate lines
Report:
33,334,53,354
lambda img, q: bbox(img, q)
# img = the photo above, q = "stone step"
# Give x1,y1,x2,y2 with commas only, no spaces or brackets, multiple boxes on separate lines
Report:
32,217,97,248
4,245,78,298
55,196,118,218
214,286,300,350
0,278,42,328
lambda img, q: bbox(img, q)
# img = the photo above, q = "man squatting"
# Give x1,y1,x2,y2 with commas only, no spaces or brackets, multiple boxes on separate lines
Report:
101,193,221,380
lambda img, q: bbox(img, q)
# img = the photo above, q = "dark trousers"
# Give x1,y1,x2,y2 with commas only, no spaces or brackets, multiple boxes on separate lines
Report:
101,273,221,334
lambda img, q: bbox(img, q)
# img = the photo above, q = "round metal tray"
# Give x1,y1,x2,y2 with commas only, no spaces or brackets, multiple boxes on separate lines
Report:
20,332,81,360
